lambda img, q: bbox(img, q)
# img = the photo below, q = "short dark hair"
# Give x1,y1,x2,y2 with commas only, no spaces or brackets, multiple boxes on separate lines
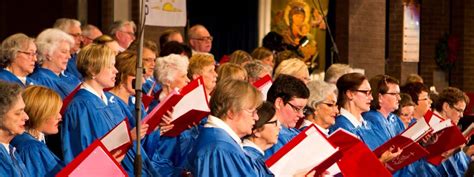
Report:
0,81,22,118
432,87,469,112
336,73,367,108
254,101,276,130
369,74,400,110
401,82,428,104
267,74,309,104
159,41,192,58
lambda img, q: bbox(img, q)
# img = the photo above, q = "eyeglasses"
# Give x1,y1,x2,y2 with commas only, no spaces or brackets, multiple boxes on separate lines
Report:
264,119,279,127
17,50,37,57
287,102,305,114
120,31,135,37
400,113,413,117
192,36,213,42
384,92,400,96
450,105,464,114
418,97,430,102
353,89,372,96
321,102,338,108
68,33,82,39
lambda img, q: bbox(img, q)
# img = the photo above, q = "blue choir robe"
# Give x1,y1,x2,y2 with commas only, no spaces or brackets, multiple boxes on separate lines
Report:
65,54,83,81
142,77,162,96
0,68,35,87
61,89,159,177
432,151,470,177
127,96,147,128
264,126,300,159
243,142,274,177
186,127,256,176
11,133,64,177
0,143,30,177
29,68,80,99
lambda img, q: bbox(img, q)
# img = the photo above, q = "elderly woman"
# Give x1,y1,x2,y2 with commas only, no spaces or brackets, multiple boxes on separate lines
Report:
216,63,247,84
302,80,339,135
273,58,310,84
188,53,218,96
430,87,471,177
244,60,272,84
187,79,262,176
11,86,64,177
329,73,401,164
0,82,30,177
61,44,158,176
0,33,37,87
243,101,279,177
30,28,80,99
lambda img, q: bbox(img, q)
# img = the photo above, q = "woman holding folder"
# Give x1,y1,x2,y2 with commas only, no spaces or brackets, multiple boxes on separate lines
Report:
10,86,64,177
0,82,30,177
61,44,158,176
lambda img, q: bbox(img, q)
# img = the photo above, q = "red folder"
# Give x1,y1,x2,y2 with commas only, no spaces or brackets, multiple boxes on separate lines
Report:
328,128,392,177
463,123,474,138
100,118,132,158
252,74,272,100
56,140,128,177
142,94,154,110
266,125,342,176
60,83,82,115
372,117,432,172
142,77,210,136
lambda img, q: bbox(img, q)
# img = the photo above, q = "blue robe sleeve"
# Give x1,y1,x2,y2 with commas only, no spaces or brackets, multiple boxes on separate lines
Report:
244,146,274,177
12,133,63,177
65,54,83,80
192,146,256,176
0,145,31,177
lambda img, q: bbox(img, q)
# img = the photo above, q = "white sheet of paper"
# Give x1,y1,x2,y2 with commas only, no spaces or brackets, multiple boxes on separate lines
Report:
401,118,431,141
100,121,130,152
171,84,209,120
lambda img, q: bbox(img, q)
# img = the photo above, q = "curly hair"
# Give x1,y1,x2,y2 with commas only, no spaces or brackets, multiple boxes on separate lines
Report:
0,33,35,68
0,81,22,118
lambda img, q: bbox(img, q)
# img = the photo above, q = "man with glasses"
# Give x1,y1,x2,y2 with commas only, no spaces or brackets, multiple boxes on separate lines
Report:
81,24,103,47
110,20,136,52
188,24,213,55
264,74,309,159
54,18,84,80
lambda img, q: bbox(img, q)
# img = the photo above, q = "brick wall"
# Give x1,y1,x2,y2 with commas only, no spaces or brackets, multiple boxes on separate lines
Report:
462,0,474,91
347,0,386,79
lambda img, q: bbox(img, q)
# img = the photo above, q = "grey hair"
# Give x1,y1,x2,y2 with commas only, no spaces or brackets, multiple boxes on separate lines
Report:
307,80,338,108
154,54,189,86
35,28,74,63
82,24,100,37
0,33,35,68
243,60,271,81
324,63,353,84
53,18,81,33
109,20,136,37
187,24,206,39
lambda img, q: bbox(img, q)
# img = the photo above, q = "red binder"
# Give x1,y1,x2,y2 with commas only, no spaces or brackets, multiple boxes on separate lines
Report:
56,140,128,177
421,110,467,165
252,74,272,100
100,118,132,158
372,117,432,172
328,128,392,177
142,94,154,110
60,83,82,115
142,77,210,136
266,125,342,176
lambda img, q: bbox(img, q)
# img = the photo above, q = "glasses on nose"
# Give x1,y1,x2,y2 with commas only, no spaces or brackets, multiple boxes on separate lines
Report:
450,105,464,114
17,50,37,58
120,31,135,37
287,102,304,114
384,92,400,96
418,97,430,102
68,33,82,39
192,36,213,42
321,102,338,108
353,89,372,96
264,119,279,127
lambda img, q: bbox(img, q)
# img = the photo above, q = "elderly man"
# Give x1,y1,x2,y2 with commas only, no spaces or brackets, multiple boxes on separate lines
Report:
188,24,213,55
53,18,83,80
81,24,103,46
110,20,136,52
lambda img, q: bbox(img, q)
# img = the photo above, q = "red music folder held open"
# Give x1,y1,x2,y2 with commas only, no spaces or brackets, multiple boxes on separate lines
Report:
56,140,128,177
266,124,342,177
142,77,210,136
99,118,132,158
328,128,392,177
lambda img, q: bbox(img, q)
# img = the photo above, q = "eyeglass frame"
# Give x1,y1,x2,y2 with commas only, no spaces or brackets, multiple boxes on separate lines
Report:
17,50,38,58
191,36,213,42
450,105,464,114
352,89,372,96
286,102,305,114
264,119,279,127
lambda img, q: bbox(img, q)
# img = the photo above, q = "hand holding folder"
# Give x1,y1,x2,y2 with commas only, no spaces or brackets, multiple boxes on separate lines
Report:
142,77,210,136
266,125,342,177
56,140,128,177
100,118,132,158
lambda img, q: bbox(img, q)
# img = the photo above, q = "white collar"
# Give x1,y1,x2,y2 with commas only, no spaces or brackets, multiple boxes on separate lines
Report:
301,119,313,128
205,115,243,149
340,108,365,128
314,123,329,136
242,139,264,155
5,67,26,84
82,83,108,105
1,143,10,154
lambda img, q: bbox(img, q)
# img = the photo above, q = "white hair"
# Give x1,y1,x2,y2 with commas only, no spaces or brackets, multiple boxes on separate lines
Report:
154,54,189,86
53,18,81,33
307,80,338,108
35,28,74,63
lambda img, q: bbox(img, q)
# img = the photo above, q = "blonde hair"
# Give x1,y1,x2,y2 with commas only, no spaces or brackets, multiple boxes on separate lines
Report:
23,86,62,130
114,51,137,87
154,54,189,86
251,47,273,61
273,58,307,79
210,79,262,119
229,50,252,66
188,53,215,78
217,63,247,83
77,43,115,80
